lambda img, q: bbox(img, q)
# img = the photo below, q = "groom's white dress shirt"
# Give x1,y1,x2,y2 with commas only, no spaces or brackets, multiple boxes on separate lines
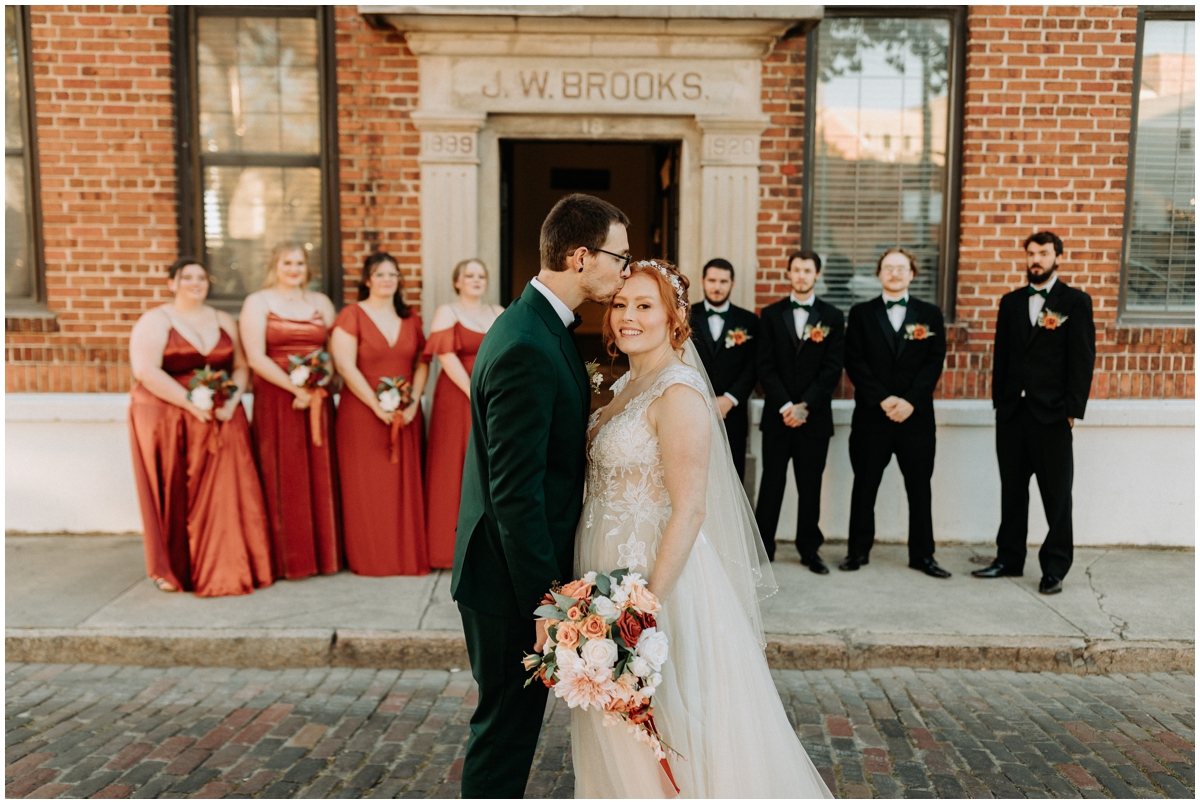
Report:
703,300,740,408
531,277,575,328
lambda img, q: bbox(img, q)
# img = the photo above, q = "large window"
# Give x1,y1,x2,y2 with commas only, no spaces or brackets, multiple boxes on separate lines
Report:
5,5,43,310
803,9,964,315
173,7,339,308
1121,9,1195,321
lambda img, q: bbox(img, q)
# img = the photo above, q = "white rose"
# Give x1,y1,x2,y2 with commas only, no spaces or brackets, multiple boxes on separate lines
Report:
590,595,617,618
378,388,402,412
289,365,311,387
648,672,662,687
580,637,618,670
641,685,656,698
582,570,597,585
621,572,647,592
610,585,629,607
189,385,214,411
630,657,651,678
635,627,669,671
555,645,582,668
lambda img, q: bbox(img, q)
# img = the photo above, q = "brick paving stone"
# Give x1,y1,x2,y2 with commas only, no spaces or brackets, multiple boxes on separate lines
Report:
5,665,1194,798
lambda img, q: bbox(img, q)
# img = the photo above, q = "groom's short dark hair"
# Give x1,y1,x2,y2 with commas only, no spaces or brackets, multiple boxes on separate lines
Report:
540,194,630,272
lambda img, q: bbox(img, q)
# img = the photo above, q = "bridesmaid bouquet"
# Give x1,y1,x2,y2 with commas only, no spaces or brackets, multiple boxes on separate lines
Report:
523,569,683,789
187,366,237,412
288,349,333,447
376,375,413,463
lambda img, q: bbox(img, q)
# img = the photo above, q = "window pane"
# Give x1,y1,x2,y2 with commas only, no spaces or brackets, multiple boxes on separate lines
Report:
811,17,951,310
201,165,323,301
5,6,23,150
197,16,320,155
1125,19,1195,315
6,154,31,297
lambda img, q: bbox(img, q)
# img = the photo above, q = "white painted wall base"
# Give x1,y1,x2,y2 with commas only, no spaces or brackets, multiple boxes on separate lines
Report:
4,394,1195,547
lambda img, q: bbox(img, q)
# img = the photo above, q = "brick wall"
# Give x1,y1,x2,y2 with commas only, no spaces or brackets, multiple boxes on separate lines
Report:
6,5,175,393
333,8,423,315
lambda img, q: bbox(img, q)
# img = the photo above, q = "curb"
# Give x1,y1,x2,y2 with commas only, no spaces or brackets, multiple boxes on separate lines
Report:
5,628,1193,675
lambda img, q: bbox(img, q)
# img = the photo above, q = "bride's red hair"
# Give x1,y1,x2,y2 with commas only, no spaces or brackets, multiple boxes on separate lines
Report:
602,260,691,359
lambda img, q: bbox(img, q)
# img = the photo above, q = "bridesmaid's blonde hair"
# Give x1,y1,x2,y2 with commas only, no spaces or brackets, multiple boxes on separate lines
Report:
261,242,310,289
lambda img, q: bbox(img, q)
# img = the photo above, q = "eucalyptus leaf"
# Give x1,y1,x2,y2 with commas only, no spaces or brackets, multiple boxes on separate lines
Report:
533,604,565,620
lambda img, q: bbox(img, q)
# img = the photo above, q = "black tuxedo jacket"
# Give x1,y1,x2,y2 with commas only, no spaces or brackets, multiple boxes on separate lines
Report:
992,279,1095,424
756,296,845,437
845,295,946,417
688,302,759,406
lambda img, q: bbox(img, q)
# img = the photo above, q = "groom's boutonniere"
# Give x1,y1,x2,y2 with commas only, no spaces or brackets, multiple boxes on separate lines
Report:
802,323,830,343
1036,309,1068,330
723,328,751,349
584,360,604,395
903,323,935,341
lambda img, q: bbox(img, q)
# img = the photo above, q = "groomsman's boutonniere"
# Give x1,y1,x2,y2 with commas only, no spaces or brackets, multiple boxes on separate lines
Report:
802,323,830,343
724,328,752,348
903,323,935,341
584,360,604,395
1037,309,1068,330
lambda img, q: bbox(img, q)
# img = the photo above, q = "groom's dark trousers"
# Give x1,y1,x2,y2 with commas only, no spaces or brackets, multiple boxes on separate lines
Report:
452,282,589,798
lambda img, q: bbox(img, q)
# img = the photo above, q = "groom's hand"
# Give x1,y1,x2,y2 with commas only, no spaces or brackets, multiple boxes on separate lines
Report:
534,618,550,653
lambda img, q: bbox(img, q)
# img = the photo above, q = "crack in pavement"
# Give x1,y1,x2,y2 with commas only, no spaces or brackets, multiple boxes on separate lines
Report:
1084,549,1129,641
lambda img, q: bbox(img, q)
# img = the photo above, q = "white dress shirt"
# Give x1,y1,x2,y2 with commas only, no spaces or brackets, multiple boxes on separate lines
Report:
781,292,817,415
703,300,740,408
1028,275,1057,325
882,290,910,332
530,277,575,328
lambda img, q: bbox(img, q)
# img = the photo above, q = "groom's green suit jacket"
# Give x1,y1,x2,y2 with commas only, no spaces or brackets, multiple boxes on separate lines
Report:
452,281,590,620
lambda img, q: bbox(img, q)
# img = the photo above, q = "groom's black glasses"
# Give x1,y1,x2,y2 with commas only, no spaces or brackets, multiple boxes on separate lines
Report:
588,247,632,273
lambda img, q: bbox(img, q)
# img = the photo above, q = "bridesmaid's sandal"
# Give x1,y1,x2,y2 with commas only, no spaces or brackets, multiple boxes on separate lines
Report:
154,578,179,593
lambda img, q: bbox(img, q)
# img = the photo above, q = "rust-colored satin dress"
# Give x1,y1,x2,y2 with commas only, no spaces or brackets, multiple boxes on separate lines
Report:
334,304,430,576
128,328,274,597
251,312,342,579
421,322,486,568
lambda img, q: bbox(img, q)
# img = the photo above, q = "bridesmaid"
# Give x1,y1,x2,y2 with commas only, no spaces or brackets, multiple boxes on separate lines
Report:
422,258,503,568
127,257,274,597
239,243,341,580
330,252,430,576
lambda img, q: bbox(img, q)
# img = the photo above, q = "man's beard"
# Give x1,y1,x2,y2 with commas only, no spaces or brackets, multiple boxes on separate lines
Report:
1026,263,1057,286
704,291,729,306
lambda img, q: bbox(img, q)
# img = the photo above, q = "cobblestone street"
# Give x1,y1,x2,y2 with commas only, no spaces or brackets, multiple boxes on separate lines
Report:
5,663,1194,799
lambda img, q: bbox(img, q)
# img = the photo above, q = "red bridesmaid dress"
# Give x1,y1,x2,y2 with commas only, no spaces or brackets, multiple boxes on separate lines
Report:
251,312,342,579
128,328,274,596
421,321,486,568
333,304,429,576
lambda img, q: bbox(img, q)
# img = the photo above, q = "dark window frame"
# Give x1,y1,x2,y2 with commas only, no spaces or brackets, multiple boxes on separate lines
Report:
170,5,342,311
6,4,48,315
801,5,967,319
1118,5,1196,325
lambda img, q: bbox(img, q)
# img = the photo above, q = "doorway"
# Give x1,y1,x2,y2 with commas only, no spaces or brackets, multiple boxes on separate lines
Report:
500,139,680,379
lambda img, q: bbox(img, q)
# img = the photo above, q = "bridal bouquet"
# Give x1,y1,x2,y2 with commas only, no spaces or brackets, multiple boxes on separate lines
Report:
187,367,238,453
523,569,683,786
376,375,413,463
288,349,333,446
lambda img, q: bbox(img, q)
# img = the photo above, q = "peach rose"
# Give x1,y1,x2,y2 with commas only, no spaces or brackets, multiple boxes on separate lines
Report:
808,327,825,343
567,605,584,622
1043,315,1060,330
911,324,928,340
626,583,661,615
579,614,608,641
556,621,581,651
559,578,592,600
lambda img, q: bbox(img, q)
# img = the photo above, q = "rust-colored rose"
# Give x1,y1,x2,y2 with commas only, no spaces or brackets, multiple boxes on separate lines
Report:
540,667,554,688
579,614,608,641
617,610,645,647
556,621,580,651
912,325,928,340
559,578,592,600
642,613,657,629
1043,315,1059,330
567,605,584,622
809,327,825,343
629,705,653,725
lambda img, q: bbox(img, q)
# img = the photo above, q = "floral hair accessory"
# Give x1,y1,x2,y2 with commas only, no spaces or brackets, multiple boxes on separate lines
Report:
632,260,688,311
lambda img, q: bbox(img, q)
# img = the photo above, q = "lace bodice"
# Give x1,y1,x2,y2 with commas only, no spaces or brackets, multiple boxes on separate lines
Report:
581,363,710,573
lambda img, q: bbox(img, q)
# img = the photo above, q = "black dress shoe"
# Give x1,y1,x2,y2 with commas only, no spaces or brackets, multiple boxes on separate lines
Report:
970,561,1023,579
800,554,830,575
909,557,951,579
1038,576,1063,595
838,555,869,571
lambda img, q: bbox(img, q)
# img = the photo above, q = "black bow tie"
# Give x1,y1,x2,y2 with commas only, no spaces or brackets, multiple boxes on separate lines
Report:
791,300,813,311
707,308,729,320
1028,286,1049,299
568,314,583,333
885,297,908,309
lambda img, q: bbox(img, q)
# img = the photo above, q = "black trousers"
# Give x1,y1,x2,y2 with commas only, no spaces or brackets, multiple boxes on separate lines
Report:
995,402,1074,579
458,603,549,799
847,408,936,562
754,425,831,560
724,405,749,481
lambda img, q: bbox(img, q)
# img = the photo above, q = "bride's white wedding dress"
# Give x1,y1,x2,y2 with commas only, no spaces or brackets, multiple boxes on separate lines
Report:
571,361,833,799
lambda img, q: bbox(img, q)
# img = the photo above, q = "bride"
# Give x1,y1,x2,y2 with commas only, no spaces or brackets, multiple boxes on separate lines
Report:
571,260,833,798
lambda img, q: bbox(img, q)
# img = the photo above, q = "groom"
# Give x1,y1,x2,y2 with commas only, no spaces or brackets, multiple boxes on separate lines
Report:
452,193,631,798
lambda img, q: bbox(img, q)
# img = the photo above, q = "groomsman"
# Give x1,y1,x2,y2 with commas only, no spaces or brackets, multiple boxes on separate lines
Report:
688,258,759,480
755,250,845,572
843,248,950,578
973,231,1095,595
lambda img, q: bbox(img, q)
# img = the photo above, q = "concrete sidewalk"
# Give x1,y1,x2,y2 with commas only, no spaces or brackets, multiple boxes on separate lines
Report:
5,535,1194,674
